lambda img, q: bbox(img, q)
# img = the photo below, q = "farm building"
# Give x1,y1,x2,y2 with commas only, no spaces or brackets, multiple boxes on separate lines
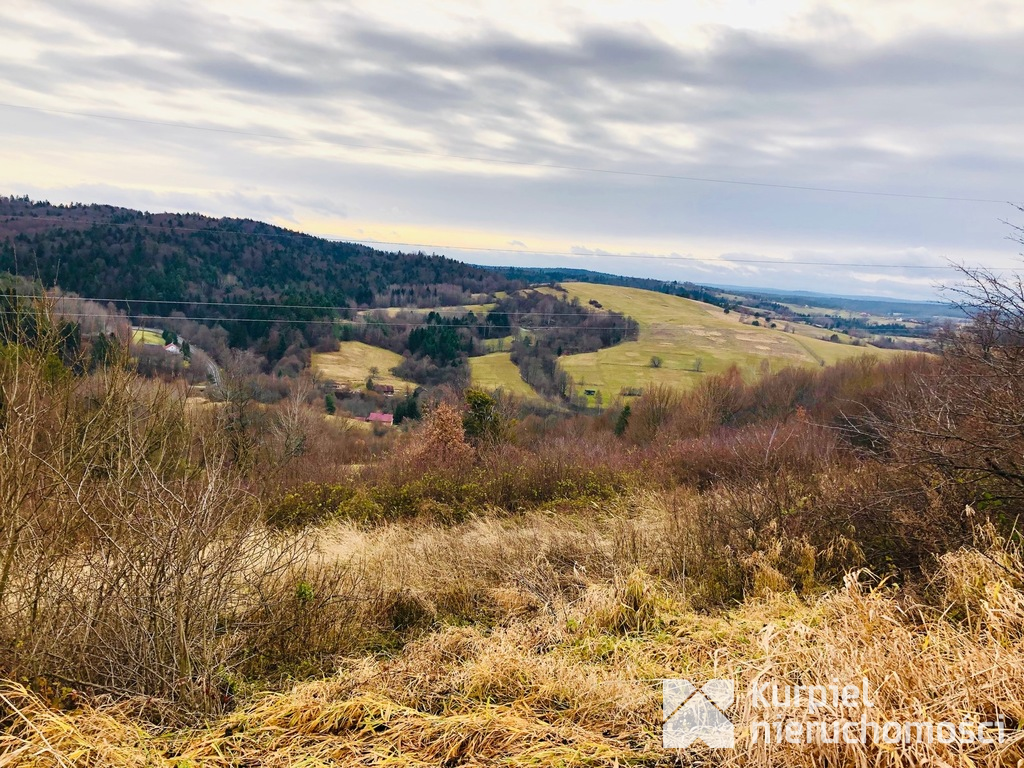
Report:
367,412,394,425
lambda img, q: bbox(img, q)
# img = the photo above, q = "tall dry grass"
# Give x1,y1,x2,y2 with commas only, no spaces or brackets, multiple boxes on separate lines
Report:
1,509,1022,766
0,308,392,712
3,302,1023,765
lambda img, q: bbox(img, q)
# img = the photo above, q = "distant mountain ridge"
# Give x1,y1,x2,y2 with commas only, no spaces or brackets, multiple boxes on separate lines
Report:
0,196,517,349
495,266,961,322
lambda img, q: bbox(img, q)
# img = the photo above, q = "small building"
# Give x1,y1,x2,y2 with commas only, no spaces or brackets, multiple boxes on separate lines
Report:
377,384,395,396
367,412,394,425
164,343,181,355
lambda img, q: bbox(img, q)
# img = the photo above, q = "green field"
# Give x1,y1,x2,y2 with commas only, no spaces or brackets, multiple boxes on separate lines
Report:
314,342,540,398
314,285,912,403
312,342,417,391
469,353,541,399
132,328,165,345
551,282,910,400
483,335,514,352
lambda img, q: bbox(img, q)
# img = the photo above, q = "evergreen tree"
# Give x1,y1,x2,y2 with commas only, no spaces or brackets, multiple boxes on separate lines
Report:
614,404,631,437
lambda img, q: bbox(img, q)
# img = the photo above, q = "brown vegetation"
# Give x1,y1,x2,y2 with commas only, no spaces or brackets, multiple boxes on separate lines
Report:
1,276,1024,765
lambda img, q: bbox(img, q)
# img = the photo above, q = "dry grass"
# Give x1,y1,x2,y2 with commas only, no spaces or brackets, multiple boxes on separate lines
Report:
468,352,541,399
311,342,417,390
3,301,1021,766
130,328,164,346
3,500,1023,766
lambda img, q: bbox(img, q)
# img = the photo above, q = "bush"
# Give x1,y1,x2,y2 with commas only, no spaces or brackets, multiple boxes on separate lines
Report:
266,483,357,528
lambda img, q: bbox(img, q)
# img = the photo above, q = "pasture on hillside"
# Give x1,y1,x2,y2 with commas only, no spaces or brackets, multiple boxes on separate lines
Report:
131,328,165,346
311,341,418,390
314,341,539,397
549,282,910,400
468,352,541,399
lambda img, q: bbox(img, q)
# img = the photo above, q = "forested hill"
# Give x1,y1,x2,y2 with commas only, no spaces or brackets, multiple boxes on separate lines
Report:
0,196,517,330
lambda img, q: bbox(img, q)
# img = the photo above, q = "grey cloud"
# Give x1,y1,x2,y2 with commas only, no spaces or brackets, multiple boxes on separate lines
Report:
17,3,1024,192
189,53,327,97
32,0,214,56
4,1,1024,299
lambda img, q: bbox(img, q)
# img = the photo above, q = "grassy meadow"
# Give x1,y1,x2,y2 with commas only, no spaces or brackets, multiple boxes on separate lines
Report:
130,327,165,346
319,284,912,403
550,282,908,399
468,351,541,399
312,341,417,390
315,341,537,397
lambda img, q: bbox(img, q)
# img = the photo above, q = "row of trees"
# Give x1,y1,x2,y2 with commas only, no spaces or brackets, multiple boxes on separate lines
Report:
343,289,639,398
505,289,638,401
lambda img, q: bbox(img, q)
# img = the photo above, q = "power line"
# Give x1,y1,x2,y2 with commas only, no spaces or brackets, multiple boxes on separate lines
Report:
45,306,946,335
0,101,1015,205
0,211,1010,271
37,290,960,320
36,290,959,314
41,290,639,315
50,310,641,331
54,312,912,362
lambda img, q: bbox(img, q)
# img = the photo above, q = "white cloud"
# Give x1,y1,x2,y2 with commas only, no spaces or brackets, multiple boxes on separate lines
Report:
0,0,1022,299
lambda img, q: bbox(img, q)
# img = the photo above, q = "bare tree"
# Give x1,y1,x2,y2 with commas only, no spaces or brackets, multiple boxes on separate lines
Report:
870,212,1024,505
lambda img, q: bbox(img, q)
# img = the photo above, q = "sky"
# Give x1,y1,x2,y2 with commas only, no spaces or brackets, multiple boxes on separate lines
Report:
2,0,1023,299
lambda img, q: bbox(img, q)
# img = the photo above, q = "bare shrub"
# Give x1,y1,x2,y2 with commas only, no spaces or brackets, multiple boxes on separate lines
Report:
0,303,381,712
624,383,682,443
654,418,839,490
872,286,1024,507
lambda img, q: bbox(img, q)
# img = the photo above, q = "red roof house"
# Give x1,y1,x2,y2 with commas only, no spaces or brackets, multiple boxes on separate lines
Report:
367,412,394,425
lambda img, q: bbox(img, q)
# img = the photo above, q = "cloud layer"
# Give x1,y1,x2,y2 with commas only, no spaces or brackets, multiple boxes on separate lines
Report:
2,0,1023,298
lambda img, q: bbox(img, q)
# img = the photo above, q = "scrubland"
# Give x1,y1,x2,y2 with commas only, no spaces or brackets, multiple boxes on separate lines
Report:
1,289,1024,766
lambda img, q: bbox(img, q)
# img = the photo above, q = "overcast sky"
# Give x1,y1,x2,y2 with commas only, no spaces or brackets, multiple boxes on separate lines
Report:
2,0,1023,298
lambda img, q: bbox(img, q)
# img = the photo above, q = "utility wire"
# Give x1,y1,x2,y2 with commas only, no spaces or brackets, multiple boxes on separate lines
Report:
52,310,640,331
343,237,980,270
0,101,1016,205
33,291,956,314
44,308,940,336
39,293,957,322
